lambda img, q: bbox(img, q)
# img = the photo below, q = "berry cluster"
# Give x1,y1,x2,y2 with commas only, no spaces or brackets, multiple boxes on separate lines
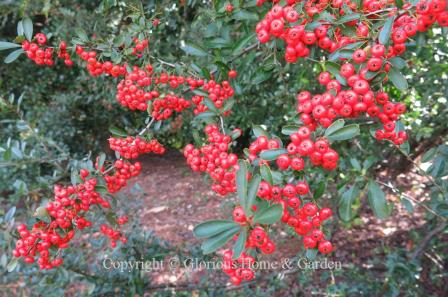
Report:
12,174,110,269
131,38,149,57
104,160,142,193
76,45,127,77
298,69,408,145
109,136,165,159
255,1,447,63
191,79,235,116
21,33,55,66
247,135,282,163
221,249,255,285
100,224,127,248
184,124,238,195
152,94,191,120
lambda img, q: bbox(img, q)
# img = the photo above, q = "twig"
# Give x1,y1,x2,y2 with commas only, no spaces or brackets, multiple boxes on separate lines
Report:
410,221,447,260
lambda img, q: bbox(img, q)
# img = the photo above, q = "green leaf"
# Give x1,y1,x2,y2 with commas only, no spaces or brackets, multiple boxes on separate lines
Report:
195,111,216,121
281,125,300,135
253,203,283,224
4,49,24,63
252,70,271,84
193,220,239,238
94,185,108,195
5,206,16,222
367,180,390,219
97,153,106,170
202,98,219,113
389,67,408,90
379,16,395,45
232,10,258,21
260,164,273,185
389,57,406,69
22,17,33,41
400,196,414,213
305,248,318,260
181,42,208,57
246,174,261,214
421,147,437,163
75,28,88,41
7,258,18,272
252,125,270,138
236,160,248,209
0,41,21,51
222,98,235,113
109,126,127,137
350,158,362,171
326,124,360,141
313,181,326,199
260,149,288,161
338,185,360,222
232,33,256,55
17,20,24,36
201,225,241,254
325,62,347,85
324,119,345,136
232,228,248,259
336,13,360,24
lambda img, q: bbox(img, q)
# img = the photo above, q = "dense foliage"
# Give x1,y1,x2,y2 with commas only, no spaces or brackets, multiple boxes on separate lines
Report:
1,0,447,296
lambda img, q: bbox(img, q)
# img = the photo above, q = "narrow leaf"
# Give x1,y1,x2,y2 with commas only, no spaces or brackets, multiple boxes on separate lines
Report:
193,220,239,238
232,228,248,259
260,149,288,161
22,17,33,41
236,160,248,209
246,174,261,214
0,41,21,51
379,16,395,45
201,225,241,254
253,203,283,224
367,180,390,219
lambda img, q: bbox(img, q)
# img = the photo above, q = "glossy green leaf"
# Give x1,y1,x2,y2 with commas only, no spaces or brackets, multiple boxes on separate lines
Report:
246,174,261,214
281,125,300,135
367,180,390,219
109,126,127,137
324,119,345,136
193,220,239,238
339,184,360,222
4,49,24,64
22,17,33,41
201,225,241,254
232,228,248,259
260,164,273,185
236,160,248,208
379,16,395,45
326,124,360,141
260,148,288,161
181,42,208,57
0,41,21,51
253,203,283,224
389,67,408,90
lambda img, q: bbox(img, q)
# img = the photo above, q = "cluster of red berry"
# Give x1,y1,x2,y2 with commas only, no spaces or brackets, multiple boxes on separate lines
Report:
184,124,238,195
21,33,56,66
191,79,235,116
116,67,204,111
104,160,142,193
131,38,149,57
108,136,165,159
257,178,334,249
299,68,408,145
255,1,447,63
221,250,255,285
12,174,110,269
100,224,127,248
75,45,128,77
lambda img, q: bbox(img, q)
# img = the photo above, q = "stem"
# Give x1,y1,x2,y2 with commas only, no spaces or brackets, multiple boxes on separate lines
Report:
138,117,155,136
